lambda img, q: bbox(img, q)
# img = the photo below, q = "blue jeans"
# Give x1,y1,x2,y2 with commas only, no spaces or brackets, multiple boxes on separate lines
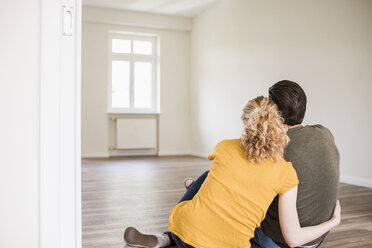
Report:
171,233,194,248
165,171,210,247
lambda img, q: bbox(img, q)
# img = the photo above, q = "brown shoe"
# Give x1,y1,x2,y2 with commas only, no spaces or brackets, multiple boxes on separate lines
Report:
124,227,167,248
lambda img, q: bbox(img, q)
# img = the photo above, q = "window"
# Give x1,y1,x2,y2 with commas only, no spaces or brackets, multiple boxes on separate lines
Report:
108,34,158,113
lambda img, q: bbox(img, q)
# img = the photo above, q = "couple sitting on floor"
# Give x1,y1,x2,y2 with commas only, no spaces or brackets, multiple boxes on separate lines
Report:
124,80,340,248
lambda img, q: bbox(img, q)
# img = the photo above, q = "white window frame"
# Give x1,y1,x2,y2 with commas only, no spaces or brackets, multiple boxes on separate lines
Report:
108,33,158,113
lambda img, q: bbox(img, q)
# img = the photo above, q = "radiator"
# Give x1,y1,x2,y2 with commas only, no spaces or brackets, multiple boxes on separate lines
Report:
115,118,157,149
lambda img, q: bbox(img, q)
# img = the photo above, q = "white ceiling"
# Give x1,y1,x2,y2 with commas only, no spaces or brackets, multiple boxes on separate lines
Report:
82,0,218,17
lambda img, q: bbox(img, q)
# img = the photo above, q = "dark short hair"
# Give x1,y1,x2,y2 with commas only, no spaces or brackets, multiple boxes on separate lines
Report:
268,80,307,125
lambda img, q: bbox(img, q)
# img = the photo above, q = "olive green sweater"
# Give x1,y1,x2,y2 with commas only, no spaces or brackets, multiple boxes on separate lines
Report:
261,125,340,246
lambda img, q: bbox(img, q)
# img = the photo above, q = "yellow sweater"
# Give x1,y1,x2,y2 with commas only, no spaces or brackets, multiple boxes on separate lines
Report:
168,139,298,248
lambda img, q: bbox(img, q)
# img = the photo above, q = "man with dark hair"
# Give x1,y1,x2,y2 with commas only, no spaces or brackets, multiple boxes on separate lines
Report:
268,80,307,126
252,80,340,248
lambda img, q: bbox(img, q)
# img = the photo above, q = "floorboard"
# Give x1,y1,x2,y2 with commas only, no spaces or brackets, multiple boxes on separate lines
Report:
82,156,372,248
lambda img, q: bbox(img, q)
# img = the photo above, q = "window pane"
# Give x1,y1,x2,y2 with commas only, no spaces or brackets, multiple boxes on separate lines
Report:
133,40,152,55
112,60,130,108
134,62,152,108
112,39,131,53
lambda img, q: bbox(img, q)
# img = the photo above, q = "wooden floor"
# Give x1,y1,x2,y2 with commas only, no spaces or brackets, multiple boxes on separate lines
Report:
82,156,372,248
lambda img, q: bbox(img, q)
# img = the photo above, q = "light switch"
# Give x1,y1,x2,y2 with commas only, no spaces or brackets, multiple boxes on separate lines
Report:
62,6,73,36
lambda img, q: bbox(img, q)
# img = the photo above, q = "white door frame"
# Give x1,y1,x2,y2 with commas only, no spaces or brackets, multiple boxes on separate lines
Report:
39,0,82,247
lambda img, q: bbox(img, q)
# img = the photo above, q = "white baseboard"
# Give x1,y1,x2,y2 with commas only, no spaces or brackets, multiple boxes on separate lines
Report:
158,151,190,156
341,176,372,188
157,151,210,158
82,151,206,158
108,149,157,157
81,153,109,158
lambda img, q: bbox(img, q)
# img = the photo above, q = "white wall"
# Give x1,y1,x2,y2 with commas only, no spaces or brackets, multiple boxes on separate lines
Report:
190,0,372,184
82,6,191,157
0,0,40,247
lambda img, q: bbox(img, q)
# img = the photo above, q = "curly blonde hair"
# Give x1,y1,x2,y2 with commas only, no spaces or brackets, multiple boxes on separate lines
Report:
240,96,289,163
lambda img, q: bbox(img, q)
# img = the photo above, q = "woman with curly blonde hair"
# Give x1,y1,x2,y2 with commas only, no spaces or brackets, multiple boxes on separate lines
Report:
240,96,289,164
124,96,340,248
